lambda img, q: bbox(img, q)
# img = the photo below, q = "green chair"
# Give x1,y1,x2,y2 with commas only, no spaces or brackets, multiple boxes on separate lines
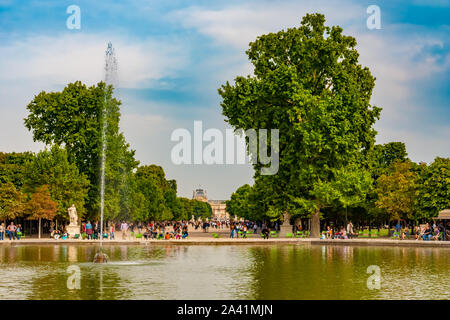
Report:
285,232,293,238
296,231,304,238
73,234,80,239
135,233,143,239
270,230,279,238
391,231,399,239
372,231,380,238
360,230,370,238
212,233,220,238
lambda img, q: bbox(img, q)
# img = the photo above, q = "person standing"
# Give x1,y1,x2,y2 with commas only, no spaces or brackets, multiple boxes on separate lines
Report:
347,221,353,239
7,222,16,240
0,223,4,240
93,221,99,239
85,221,93,240
16,224,22,240
120,221,128,240
109,224,115,240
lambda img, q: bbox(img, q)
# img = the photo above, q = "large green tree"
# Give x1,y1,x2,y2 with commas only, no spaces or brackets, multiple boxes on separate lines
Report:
134,165,173,221
219,13,380,237
23,145,89,221
226,184,253,220
24,81,138,220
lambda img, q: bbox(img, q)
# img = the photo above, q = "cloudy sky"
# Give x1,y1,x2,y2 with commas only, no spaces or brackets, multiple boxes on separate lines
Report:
0,0,449,200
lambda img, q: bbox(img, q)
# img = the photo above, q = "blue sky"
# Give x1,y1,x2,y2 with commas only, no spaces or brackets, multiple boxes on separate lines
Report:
0,0,449,199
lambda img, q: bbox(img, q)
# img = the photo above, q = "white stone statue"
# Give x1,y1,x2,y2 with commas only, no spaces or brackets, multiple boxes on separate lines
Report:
68,204,78,226
282,212,291,226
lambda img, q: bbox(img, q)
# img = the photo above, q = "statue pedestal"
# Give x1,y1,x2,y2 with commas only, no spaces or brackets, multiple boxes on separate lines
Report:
67,225,80,238
279,213,292,237
280,223,292,237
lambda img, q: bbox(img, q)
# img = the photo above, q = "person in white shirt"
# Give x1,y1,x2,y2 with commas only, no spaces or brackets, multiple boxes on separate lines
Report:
120,221,128,240
346,221,353,239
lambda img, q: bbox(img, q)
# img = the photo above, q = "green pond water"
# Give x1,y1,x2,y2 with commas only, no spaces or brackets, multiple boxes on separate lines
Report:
0,244,448,300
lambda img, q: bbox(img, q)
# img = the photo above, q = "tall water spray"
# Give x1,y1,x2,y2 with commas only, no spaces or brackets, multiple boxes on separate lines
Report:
95,42,117,263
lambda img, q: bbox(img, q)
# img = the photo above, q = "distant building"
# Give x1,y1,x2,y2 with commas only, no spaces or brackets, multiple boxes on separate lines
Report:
192,188,229,220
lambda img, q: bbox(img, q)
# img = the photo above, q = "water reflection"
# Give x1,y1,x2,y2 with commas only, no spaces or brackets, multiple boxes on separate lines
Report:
0,244,448,300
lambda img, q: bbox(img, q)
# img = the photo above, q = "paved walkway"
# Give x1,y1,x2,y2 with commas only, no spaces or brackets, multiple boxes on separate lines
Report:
1,236,449,247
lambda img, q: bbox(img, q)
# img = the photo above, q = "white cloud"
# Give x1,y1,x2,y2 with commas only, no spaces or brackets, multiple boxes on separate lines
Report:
173,1,450,164
0,32,188,153
0,33,188,89
377,125,450,163
171,0,364,49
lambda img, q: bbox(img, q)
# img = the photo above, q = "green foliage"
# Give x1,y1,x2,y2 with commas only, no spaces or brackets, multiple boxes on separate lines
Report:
133,165,173,221
226,184,253,220
416,157,450,219
370,142,408,179
375,161,418,221
0,152,34,190
24,81,139,219
23,145,89,220
218,13,380,236
176,197,194,221
191,199,212,219
0,182,26,221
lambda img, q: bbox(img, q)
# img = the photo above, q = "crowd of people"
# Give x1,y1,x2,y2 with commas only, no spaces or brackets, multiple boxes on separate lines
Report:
1,218,449,241
0,222,23,240
78,220,192,240
320,221,450,241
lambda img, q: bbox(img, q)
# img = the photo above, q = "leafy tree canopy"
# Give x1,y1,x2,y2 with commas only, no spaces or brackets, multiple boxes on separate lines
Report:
23,145,90,220
0,182,26,221
219,13,380,237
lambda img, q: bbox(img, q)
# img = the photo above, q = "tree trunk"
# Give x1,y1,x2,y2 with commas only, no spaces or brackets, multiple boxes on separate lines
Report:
311,208,321,238
38,218,41,239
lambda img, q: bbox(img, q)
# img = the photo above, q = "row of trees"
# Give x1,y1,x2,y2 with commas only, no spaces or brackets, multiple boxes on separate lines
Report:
227,143,450,226
0,81,211,230
220,14,449,236
0,149,212,225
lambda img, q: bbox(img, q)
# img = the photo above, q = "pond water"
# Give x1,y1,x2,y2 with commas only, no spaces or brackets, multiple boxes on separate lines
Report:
0,244,448,300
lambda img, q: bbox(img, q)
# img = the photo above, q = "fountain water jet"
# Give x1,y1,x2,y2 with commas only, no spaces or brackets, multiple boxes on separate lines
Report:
94,42,117,264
